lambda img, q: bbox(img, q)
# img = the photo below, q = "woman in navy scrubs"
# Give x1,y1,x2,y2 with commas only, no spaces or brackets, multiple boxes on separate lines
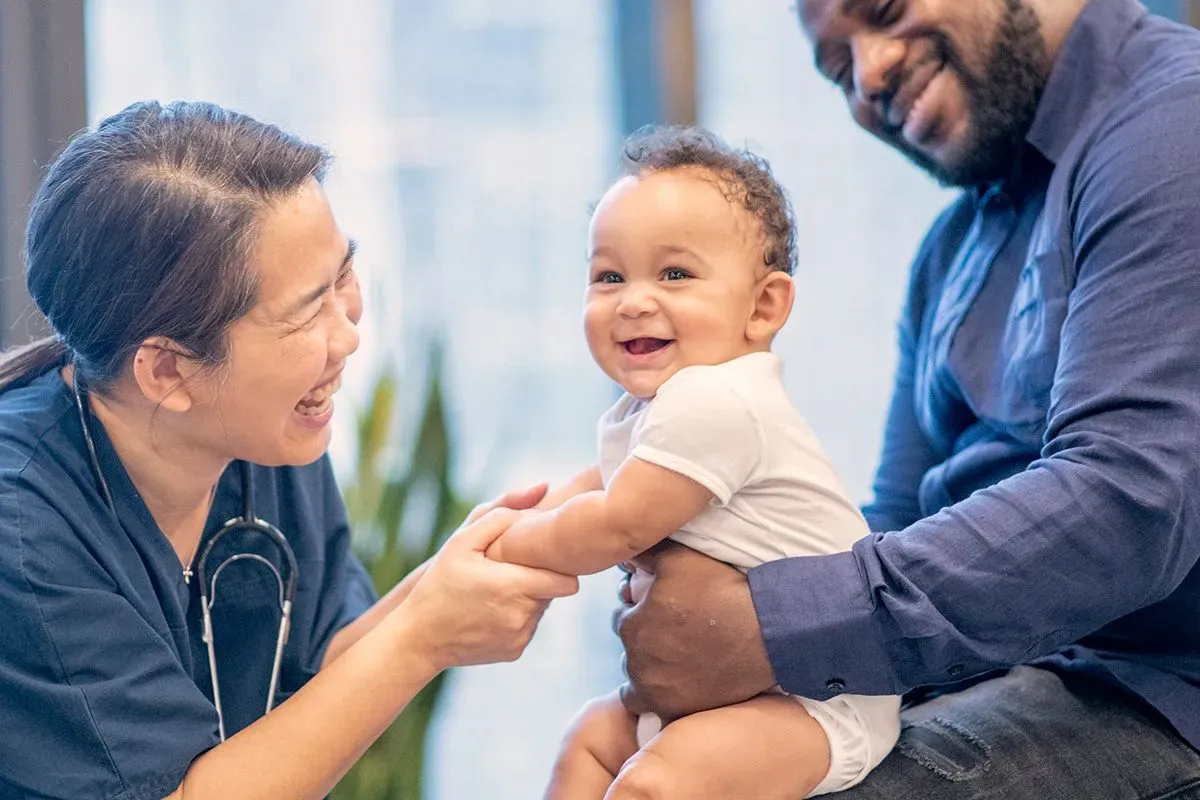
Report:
0,100,577,800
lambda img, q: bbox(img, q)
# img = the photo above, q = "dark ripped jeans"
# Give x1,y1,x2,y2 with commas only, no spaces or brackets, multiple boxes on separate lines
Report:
834,666,1200,800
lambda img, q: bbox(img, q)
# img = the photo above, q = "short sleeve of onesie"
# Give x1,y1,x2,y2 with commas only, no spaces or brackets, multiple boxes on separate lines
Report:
631,365,764,505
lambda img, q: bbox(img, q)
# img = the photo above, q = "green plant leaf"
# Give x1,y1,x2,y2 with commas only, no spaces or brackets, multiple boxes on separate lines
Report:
336,343,475,799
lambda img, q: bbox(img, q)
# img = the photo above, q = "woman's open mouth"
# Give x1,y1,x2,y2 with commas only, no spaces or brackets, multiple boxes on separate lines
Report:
295,374,342,417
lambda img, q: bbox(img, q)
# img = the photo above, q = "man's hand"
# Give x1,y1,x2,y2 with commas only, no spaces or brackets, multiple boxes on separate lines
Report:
612,542,777,722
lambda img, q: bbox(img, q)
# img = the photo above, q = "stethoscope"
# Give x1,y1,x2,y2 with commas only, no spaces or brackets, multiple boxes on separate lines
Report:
72,368,298,742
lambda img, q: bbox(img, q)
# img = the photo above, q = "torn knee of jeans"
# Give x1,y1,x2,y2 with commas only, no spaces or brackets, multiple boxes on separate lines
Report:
895,716,991,782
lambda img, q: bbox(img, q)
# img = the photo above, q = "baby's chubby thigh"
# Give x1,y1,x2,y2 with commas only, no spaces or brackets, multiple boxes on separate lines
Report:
607,694,831,800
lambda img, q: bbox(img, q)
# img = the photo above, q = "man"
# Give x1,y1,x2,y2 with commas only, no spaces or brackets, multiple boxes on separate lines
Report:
615,0,1200,795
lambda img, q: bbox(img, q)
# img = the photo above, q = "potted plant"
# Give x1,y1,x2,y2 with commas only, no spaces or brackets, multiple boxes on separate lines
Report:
333,349,475,799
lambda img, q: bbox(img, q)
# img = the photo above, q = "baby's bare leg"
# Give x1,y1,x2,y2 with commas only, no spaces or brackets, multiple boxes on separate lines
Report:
607,695,830,800
544,691,640,800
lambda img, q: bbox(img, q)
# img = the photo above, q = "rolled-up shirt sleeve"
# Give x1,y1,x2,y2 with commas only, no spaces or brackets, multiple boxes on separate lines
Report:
750,87,1200,701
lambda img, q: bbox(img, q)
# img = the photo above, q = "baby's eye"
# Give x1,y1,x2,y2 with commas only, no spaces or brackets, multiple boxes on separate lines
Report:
662,267,691,281
593,271,624,284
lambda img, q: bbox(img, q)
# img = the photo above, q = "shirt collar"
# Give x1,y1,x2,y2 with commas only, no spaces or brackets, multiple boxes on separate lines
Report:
1025,0,1146,165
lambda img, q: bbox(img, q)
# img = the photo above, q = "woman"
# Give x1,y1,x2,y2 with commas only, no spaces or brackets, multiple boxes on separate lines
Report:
0,100,577,799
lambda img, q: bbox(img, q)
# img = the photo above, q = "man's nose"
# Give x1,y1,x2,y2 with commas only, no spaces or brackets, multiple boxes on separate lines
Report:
851,33,905,111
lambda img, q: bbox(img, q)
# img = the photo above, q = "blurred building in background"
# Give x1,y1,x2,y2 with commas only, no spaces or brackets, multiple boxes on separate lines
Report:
1,0,1196,796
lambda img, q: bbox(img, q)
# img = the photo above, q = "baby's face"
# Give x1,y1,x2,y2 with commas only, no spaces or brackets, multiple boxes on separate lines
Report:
584,168,766,399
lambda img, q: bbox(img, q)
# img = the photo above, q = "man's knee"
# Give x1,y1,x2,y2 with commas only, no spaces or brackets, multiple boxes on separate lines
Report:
608,750,673,800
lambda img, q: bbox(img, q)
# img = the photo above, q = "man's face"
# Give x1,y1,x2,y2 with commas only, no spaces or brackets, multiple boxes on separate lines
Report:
799,0,1048,188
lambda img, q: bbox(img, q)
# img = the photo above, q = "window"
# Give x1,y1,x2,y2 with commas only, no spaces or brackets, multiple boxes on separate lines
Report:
694,0,953,501
88,2,623,796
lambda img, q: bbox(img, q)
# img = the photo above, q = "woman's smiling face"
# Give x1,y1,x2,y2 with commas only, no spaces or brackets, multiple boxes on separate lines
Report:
182,179,362,467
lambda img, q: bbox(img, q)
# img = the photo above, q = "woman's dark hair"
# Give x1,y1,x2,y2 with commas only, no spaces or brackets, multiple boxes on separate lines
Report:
620,124,797,275
0,100,330,394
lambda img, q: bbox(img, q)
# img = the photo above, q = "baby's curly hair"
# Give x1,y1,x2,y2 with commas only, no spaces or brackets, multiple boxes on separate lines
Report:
620,125,797,275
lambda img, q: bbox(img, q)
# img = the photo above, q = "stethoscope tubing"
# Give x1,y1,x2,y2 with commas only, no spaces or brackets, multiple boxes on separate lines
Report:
72,367,298,741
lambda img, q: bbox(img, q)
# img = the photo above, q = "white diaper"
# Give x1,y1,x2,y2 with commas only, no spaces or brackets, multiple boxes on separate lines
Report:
796,693,900,796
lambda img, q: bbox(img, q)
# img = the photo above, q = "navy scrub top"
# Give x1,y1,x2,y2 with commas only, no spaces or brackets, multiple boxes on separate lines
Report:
0,369,377,799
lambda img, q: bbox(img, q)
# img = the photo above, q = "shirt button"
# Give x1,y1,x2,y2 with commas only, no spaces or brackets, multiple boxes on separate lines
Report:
948,664,964,677
825,678,845,693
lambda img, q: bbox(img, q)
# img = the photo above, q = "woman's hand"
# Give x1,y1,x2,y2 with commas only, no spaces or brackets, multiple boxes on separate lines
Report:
321,483,555,668
613,542,776,722
401,506,578,671
465,482,549,524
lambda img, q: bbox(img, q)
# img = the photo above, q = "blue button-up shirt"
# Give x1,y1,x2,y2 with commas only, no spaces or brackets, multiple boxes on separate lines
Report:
750,0,1200,748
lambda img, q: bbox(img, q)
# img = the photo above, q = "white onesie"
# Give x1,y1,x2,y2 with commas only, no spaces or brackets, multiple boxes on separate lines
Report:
599,351,900,797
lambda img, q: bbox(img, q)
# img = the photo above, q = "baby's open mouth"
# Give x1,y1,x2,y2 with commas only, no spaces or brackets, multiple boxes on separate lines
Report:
622,338,673,355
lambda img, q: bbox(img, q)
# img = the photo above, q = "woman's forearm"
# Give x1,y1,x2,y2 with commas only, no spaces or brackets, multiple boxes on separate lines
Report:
167,606,438,800
320,476,583,668
320,562,429,668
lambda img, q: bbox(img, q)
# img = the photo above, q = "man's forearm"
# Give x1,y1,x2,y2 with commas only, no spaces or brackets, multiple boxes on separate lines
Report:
751,440,1196,699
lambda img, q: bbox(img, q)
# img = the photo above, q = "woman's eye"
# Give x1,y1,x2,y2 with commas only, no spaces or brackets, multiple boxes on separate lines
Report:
663,267,690,281
336,265,356,287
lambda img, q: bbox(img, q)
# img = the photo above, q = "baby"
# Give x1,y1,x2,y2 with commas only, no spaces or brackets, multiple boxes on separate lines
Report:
488,125,900,799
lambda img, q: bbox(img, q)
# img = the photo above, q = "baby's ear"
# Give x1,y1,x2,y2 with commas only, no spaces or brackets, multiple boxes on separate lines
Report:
130,337,197,414
747,271,795,342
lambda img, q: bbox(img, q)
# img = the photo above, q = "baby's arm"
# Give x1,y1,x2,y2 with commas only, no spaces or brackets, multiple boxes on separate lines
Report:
488,457,712,576
535,465,603,511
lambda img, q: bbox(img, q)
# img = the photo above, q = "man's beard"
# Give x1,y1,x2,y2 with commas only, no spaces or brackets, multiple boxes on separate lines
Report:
895,0,1048,188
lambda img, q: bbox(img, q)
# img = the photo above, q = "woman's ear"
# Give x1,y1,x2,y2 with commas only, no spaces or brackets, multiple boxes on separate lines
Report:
129,337,197,413
746,271,796,344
